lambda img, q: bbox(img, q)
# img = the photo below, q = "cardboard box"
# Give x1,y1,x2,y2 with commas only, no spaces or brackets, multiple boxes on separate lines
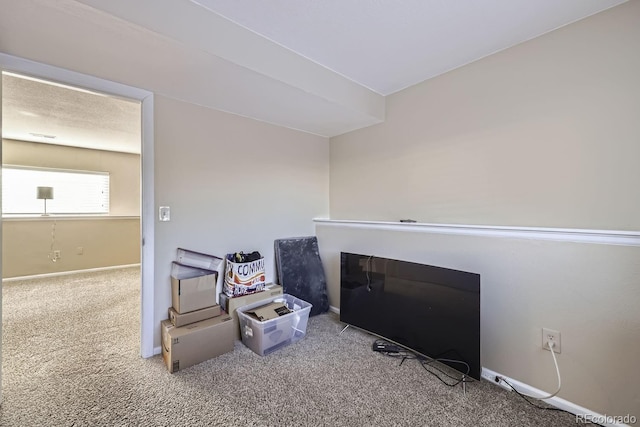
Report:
161,314,234,373
171,262,217,314
168,305,221,327
244,302,290,322
237,294,312,356
220,284,283,339
175,248,225,302
223,256,266,297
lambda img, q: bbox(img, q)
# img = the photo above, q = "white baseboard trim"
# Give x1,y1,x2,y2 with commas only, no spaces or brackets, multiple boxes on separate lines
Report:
329,305,340,314
2,264,141,282
481,367,634,427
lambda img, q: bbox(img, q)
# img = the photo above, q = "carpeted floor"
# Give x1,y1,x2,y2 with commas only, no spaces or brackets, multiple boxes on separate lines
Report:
1,267,581,426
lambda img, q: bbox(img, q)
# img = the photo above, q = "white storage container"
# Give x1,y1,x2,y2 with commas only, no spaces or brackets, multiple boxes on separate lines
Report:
236,294,312,356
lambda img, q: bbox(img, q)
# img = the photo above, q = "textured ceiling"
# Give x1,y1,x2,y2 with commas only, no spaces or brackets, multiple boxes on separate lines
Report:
2,72,141,154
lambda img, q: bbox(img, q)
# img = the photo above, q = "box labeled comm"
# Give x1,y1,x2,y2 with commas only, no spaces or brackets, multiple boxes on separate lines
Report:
223,256,266,297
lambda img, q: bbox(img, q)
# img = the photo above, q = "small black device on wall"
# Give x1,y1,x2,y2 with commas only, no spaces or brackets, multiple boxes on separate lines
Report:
340,252,481,380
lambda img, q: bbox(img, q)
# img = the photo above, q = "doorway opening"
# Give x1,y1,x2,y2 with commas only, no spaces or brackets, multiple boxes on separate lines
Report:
0,54,155,406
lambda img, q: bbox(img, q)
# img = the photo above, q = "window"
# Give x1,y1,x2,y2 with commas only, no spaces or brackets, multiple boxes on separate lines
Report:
2,165,110,215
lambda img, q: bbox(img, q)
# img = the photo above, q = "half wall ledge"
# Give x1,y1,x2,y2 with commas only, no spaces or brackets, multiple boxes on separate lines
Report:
313,218,640,247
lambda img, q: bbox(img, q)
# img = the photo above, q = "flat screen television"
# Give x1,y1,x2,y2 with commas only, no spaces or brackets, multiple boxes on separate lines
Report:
340,252,481,380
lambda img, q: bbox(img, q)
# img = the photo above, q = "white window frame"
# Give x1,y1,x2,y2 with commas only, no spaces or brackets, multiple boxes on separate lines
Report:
2,165,110,216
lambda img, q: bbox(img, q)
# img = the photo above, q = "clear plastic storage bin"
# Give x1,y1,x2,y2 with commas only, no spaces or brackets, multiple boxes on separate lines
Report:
236,294,312,356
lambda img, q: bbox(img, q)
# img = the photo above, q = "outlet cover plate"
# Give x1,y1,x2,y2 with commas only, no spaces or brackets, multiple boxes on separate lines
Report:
542,328,561,353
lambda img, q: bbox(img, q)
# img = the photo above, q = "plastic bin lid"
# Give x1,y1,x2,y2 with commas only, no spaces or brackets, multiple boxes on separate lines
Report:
176,248,224,271
171,261,216,280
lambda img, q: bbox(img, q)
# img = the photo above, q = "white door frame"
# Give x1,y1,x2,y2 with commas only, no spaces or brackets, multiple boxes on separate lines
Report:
0,54,156,373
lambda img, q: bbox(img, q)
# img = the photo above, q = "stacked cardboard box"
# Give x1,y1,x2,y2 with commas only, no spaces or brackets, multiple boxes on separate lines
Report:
162,249,234,373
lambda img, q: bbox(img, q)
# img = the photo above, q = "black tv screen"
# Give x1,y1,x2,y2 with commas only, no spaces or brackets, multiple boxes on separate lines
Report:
340,252,481,380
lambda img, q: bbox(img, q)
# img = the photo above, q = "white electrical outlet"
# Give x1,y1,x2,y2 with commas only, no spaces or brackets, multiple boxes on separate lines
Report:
542,328,561,353
53,250,61,259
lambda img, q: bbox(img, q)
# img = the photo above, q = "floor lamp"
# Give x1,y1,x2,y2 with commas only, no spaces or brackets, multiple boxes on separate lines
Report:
37,186,54,216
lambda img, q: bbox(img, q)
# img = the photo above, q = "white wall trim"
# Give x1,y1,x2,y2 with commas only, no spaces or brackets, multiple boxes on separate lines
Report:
313,218,640,246
2,264,140,282
329,305,340,314
140,93,155,359
481,367,634,427
1,215,140,222
0,52,151,100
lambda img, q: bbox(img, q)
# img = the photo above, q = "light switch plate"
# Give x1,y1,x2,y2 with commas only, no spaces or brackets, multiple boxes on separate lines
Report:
159,206,170,222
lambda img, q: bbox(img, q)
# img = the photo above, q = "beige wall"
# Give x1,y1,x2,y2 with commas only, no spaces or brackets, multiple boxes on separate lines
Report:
330,2,640,231
1,139,141,278
153,94,329,345
2,218,140,278
326,1,640,420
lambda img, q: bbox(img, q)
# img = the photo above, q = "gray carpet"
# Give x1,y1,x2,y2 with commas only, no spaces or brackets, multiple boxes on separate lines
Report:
1,267,580,426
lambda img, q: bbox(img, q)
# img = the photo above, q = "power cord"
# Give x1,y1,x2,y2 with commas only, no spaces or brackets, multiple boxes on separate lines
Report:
421,358,471,387
533,338,562,399
48,220,58,263
492,337,574,418
497,377,576,417
503,337,561,400
365,255,373,291
373,339,473,388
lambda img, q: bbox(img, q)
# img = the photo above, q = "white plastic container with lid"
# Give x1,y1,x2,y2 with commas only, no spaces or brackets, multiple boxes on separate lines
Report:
236,294,313,356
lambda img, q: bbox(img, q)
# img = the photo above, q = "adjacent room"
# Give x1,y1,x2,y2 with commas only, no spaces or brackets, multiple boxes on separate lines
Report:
0,73,143,424
0,0,638,426
1,72,142,278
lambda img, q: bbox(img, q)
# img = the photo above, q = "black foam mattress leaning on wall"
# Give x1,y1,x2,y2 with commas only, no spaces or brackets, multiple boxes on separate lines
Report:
274,236,329,317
